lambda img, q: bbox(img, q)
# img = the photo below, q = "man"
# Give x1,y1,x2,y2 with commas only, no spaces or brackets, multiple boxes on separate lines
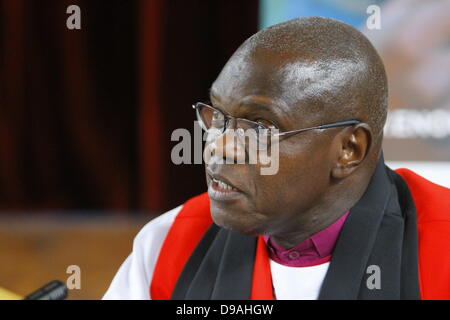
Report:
103,17,450,300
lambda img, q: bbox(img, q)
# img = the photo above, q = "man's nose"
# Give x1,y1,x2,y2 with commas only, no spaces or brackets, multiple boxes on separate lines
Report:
209,128,246,164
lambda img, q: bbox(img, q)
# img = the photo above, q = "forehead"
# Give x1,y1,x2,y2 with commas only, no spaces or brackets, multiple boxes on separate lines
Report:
212,50,300,104
210,52,308,122
211,50,362,124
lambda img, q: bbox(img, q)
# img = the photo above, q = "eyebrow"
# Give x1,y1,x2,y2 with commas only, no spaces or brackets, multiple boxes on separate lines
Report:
209,88,288,116
240,95,288,116
209,94,291,131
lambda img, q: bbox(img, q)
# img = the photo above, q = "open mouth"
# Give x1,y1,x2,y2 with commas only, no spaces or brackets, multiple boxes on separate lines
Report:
211,177,239,192
207,173,244,201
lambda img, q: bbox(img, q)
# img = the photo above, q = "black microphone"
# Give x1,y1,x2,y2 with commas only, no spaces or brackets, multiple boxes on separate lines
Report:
24,280,68,300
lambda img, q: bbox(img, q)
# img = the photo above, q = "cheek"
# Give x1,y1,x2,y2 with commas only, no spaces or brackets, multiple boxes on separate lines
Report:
253,143,332,215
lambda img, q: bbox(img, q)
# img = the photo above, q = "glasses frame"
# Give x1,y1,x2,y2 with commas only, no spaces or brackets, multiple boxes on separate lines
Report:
193,102,361,139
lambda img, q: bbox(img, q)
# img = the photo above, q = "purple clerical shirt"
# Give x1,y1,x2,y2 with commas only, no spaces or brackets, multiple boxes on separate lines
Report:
263,211,350,267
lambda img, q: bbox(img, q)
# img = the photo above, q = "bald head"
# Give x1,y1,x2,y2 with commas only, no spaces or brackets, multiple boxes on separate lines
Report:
214,17,387,149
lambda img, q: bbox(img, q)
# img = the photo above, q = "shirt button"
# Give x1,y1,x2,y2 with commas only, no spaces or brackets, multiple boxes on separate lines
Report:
288,251,300,260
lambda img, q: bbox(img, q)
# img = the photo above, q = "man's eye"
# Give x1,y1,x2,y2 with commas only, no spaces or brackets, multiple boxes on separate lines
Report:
256,119,276,130
212,111,224,121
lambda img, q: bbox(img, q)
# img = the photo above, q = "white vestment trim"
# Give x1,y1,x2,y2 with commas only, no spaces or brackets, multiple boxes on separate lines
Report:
103,205,328,300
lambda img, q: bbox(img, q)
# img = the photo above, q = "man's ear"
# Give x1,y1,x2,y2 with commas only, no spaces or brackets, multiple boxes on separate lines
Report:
331,123,372,179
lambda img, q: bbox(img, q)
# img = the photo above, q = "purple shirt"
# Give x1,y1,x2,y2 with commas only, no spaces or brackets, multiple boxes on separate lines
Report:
263,211,350,267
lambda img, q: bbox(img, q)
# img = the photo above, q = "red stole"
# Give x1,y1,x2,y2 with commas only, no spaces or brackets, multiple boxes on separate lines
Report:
150,169,450,300
396,169,450,299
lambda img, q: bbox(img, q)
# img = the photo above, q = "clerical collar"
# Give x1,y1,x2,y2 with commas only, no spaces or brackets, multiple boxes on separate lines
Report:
263,210,349,267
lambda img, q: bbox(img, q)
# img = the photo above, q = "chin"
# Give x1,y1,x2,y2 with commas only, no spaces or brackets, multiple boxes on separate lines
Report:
210,206,263,237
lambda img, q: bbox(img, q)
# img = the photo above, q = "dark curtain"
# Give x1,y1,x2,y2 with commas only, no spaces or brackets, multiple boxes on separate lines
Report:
0,0,258,213
158,0,259,211
0,0,138,211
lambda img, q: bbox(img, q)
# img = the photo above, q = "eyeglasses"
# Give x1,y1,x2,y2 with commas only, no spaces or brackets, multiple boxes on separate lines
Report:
193,102,361,141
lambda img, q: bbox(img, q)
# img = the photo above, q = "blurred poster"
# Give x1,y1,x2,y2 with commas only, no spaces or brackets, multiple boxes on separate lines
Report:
260,0,450,187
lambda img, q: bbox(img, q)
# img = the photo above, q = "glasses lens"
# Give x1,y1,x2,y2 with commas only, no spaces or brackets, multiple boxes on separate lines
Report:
196,103,225,132
236,119,274,151
235,119,258,135
235,119,260,145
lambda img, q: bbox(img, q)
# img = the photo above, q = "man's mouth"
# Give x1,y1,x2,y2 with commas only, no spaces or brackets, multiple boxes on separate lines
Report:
211,177,238,191
207,173,244,201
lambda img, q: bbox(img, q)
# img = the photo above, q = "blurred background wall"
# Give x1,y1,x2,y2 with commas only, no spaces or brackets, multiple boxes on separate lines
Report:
0,0,449,299
260,0,450,187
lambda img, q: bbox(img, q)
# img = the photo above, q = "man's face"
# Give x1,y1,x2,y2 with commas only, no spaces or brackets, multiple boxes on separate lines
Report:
205,50,341,237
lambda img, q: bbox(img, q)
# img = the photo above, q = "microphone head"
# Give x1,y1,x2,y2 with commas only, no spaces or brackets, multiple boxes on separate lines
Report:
24,280,68,300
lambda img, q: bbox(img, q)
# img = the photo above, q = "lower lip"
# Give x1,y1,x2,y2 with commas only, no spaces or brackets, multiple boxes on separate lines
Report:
208,180,244,201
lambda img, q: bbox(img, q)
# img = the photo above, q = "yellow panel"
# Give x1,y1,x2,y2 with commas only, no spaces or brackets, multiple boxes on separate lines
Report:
0,287,22,300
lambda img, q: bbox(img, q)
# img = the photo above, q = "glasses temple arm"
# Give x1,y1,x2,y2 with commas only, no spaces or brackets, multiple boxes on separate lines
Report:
272,120,361,137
